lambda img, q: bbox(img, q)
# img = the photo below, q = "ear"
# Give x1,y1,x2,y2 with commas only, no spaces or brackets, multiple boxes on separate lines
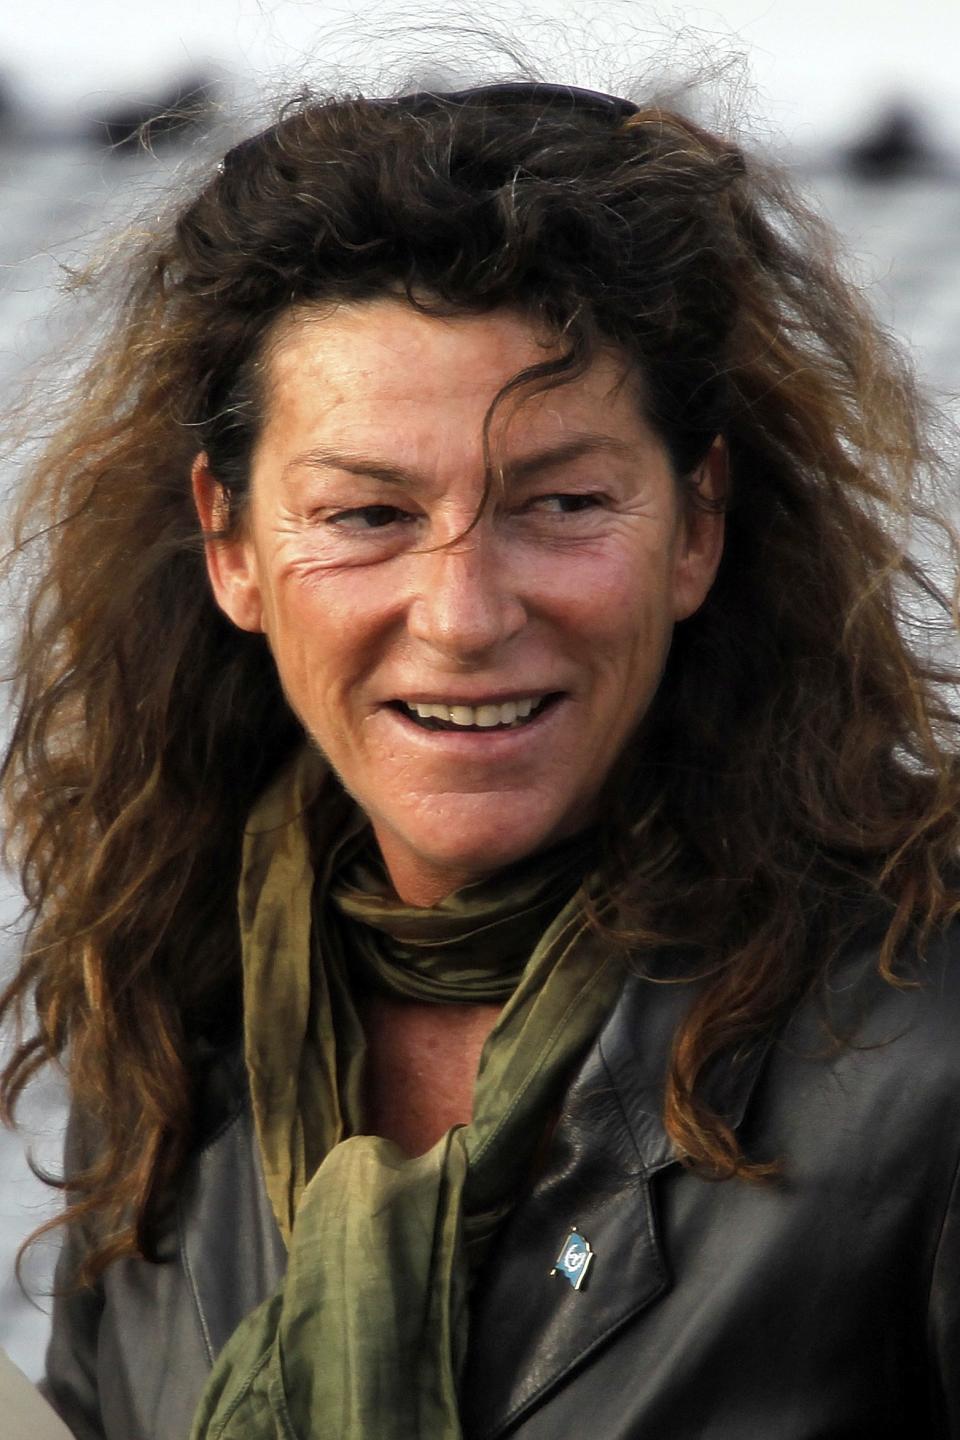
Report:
191,453,264,634
671,436,727,621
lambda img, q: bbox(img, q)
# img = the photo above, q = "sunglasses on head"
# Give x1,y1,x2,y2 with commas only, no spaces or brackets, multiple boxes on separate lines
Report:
220,81,638,175
390,81,638,119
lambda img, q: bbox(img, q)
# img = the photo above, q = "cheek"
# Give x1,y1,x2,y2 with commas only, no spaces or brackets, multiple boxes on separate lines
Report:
583,582,678,729
258,568,384,725
560,544,677,654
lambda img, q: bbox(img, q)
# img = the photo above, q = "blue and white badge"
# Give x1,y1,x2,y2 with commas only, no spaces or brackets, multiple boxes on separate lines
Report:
550,1228,594,1291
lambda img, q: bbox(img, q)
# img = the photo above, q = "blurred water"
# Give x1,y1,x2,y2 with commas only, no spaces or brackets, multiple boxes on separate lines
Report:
0,135,958,1380
806,166,960,413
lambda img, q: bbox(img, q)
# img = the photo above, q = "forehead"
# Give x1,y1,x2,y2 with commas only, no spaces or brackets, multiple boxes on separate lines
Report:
255,299,646,455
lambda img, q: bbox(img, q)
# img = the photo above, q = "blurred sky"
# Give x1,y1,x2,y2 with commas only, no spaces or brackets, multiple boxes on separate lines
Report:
1,0,959,152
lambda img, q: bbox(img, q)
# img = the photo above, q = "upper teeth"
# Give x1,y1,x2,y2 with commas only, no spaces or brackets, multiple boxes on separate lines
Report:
404,698,539,727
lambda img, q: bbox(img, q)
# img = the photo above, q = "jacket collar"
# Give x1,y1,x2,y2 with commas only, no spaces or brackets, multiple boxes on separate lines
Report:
178,970,772,1431
461,970,773,1440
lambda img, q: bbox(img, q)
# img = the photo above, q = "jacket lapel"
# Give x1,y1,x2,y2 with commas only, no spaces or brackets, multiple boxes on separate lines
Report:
460,971,771,1440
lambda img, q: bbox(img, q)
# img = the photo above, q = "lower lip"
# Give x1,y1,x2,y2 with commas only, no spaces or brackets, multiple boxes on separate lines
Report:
382,698,567,752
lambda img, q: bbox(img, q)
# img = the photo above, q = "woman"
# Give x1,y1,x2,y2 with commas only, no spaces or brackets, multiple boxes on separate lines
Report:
2,81,960,1439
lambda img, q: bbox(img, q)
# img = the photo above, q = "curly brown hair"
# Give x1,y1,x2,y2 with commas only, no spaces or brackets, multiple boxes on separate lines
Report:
2,84,959,1283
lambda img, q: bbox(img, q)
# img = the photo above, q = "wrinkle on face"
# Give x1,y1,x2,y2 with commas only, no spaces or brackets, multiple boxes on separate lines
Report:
205,298,723,904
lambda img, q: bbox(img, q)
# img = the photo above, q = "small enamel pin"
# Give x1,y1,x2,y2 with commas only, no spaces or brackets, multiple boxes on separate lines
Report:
550,1227,594,1291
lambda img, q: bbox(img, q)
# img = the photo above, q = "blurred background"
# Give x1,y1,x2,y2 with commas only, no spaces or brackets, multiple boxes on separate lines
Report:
1,0,958,1382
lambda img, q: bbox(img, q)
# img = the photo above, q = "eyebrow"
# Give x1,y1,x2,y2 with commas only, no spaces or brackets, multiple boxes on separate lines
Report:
281,434,634,487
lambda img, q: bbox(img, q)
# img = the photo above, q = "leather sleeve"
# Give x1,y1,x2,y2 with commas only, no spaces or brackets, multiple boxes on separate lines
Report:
929,1142,960,1436
36,1109,106,1440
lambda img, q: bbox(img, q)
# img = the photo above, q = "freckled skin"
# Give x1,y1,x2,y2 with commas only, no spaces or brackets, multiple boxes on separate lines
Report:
195,301,724,1152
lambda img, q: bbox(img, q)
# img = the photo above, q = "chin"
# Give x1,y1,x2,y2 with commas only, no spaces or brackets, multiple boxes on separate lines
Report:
417,805,585,872
372,797,581,903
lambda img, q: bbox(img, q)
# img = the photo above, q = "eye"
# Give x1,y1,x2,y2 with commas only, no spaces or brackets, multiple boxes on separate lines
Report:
326,504,416,530
525,492,606,514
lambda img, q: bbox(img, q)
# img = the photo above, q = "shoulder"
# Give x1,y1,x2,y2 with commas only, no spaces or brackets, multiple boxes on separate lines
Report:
747,919,960,1195
616,914,960,1085
600,916,960,1180
789,917,960,1084
46,1037,281,1440
49,1035,250,1297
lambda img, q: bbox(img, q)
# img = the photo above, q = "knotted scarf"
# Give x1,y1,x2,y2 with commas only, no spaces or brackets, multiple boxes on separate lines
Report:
190,745,624,1440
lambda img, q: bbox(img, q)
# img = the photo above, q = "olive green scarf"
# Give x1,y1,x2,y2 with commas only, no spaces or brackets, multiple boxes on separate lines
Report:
190,747,624,1440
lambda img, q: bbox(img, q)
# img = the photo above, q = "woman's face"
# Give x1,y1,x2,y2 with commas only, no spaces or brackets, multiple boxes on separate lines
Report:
196,300,724,904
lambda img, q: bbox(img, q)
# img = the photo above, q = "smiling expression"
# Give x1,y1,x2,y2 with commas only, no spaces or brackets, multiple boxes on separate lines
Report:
196,300,724,904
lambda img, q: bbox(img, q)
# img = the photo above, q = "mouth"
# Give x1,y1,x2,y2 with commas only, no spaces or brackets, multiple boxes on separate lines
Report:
389,693,563,733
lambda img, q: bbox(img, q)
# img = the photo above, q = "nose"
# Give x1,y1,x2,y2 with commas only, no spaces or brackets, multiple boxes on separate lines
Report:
406,529,526,662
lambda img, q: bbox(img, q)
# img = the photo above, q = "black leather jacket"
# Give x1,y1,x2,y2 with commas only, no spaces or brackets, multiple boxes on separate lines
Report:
42,928,960,1439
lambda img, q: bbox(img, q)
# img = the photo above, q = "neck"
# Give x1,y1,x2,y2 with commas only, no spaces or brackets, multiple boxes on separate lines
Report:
370,819,601,909
373,835,488,907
